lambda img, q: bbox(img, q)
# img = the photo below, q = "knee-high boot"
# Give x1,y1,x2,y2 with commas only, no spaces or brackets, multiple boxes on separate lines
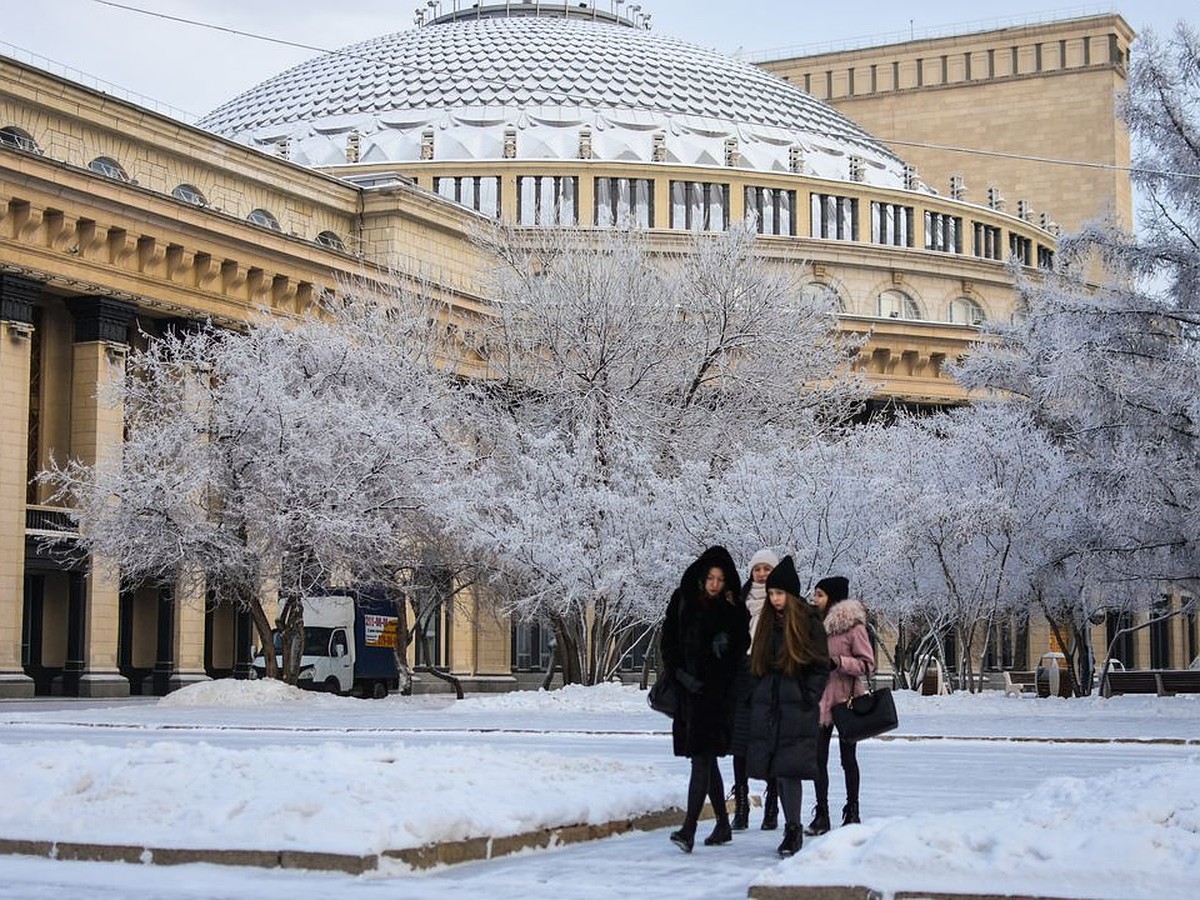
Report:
761,781,779,831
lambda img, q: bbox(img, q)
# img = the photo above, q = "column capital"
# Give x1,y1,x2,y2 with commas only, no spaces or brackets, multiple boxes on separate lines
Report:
0,274,41,325
65,296,137,345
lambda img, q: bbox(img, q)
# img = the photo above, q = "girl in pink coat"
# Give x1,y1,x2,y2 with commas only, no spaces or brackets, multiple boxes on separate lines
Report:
806,576,875,834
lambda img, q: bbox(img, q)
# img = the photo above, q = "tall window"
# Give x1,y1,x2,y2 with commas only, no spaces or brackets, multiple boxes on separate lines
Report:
1037,245,1055,269
744,187,796,236
1009,233,1033,266
595,177,653,227
435,176,501,219
871,201,913,247
1105,611,1137,668
811,193,858,240
925,212,962,253
1150,597,1173,669
518,176,578,225
670,181,729,231
512,621,554,672
973,223,1002,260
877,289,921,320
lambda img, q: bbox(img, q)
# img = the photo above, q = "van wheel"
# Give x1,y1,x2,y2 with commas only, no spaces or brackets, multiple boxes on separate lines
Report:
372,681,388,699
324,677,341,694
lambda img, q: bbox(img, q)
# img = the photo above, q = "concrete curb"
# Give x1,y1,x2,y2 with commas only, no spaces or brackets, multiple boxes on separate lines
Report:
0,802,718,875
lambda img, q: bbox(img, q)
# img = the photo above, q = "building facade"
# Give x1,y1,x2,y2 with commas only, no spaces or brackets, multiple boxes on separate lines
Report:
1,5,1178,697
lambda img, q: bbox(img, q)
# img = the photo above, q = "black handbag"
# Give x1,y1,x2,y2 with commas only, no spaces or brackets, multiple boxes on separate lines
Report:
647,671,680,718
831,687,898,742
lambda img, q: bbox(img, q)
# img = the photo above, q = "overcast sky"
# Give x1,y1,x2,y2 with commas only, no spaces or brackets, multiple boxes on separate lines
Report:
2,1,1195,122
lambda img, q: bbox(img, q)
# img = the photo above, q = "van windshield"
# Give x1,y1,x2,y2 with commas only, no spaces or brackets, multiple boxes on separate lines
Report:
263,627,337,658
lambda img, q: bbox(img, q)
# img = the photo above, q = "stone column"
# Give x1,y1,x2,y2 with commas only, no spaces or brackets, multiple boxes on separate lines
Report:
66,296,136,697
0,275,39,698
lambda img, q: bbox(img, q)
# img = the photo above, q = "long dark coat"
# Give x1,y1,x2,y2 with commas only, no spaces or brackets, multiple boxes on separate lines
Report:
660,548,749,758
746,609,830,780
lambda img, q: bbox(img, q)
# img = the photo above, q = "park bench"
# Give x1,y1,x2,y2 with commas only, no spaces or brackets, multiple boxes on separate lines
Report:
1101,669,1200,697
1002,670,1038,697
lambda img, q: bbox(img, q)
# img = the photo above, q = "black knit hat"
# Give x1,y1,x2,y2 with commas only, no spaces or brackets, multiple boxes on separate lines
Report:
814,576,849,604
765,555,802,598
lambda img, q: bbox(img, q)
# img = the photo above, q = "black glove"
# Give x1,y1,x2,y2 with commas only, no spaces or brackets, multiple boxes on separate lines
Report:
675,669,704,694
711,631,729,659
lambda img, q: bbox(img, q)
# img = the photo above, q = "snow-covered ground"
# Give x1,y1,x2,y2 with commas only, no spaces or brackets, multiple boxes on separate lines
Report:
0,682,1197,899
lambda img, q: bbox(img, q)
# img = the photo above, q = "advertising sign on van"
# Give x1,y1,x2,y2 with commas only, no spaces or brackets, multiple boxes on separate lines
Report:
363,614,399,649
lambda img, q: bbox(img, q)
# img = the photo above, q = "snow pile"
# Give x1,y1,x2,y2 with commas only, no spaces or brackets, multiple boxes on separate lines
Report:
758,760,1200,900
0,737,678,855
157,678,344,708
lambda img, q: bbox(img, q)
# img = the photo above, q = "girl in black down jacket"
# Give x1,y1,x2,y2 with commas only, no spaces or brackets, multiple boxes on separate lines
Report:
660,546,749,853
745,555,830,858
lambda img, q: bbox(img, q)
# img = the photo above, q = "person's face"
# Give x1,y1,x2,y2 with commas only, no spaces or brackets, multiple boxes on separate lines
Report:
751,563,773,584
767,588,788,611
704,567,725,598
812,588,829,613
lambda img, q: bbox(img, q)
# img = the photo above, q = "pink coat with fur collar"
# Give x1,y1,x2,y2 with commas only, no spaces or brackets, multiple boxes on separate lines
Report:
818,599,875,727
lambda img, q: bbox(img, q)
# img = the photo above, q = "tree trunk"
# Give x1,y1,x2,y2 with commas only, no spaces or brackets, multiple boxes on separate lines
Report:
278,593,304,685
243,586,279,681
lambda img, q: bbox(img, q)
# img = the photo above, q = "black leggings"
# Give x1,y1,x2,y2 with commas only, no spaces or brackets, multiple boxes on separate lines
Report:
814,724,860,808
685,755,727,827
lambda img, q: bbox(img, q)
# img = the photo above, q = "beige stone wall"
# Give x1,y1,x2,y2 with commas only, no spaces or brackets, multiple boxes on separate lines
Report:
759,15,1134,234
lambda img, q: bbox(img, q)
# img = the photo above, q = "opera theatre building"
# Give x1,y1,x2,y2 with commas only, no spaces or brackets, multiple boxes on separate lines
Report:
0,3,1133,696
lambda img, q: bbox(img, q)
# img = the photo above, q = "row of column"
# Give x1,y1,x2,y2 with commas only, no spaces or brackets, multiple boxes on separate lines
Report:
0,274,213,697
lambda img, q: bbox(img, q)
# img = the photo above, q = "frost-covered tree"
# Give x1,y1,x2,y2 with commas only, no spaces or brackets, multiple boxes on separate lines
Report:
446,224,866,684
956,23,1200,606
42,290,469,683
851,405,1075,691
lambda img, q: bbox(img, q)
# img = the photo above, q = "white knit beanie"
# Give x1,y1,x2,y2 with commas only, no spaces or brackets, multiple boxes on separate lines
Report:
747,549,780,571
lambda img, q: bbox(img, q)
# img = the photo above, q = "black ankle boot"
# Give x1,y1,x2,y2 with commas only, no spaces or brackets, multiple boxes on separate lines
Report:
670,822,696,853
842,801,860,826
760,782,779,830
731,784,750,831
776,823,803,857
703,817,733,846
804,804,831,836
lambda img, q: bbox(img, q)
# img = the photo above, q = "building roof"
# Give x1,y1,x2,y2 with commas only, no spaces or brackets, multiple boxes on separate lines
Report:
199,7,912,186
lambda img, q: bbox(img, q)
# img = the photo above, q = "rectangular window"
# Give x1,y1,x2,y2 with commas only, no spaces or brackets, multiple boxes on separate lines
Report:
1037,245,1055,269
1106,611,1137,668
669,181,729,231
594,177,654,227
744,187,796,236
1150,597,1173,669
1009,233,1033,266
434,176,501,218
925,211,963,253
811,193,858,241
871,201,913,247
517,176,578,226
973,223,1002,260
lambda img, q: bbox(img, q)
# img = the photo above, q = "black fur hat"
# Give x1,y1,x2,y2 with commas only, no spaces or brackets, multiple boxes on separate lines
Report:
765,555,802,598
814,576,849,604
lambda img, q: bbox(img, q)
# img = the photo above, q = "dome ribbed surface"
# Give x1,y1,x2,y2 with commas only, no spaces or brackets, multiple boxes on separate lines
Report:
199,14,909,183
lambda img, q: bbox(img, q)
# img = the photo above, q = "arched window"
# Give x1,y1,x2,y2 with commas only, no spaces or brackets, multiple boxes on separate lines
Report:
315,230,346,251
246,208,281,231
877,289,921,320
801,281,846,313
171,183,207,207
88,156,130,182
0,126,39,153
949,296,986,325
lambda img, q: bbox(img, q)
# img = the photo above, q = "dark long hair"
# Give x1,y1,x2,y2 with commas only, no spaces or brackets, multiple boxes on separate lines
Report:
749,591,828,677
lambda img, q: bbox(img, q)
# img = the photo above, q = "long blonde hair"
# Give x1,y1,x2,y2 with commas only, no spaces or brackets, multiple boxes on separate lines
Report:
749,591,828,677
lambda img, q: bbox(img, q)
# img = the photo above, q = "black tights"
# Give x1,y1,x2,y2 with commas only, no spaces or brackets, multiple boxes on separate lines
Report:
684,755,727,829
814,724,860,808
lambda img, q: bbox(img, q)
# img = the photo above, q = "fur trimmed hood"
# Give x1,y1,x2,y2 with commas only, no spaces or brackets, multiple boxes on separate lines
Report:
822,598,867,636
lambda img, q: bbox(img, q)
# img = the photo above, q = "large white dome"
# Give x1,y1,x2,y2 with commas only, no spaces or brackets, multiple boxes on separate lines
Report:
200,6,910,185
